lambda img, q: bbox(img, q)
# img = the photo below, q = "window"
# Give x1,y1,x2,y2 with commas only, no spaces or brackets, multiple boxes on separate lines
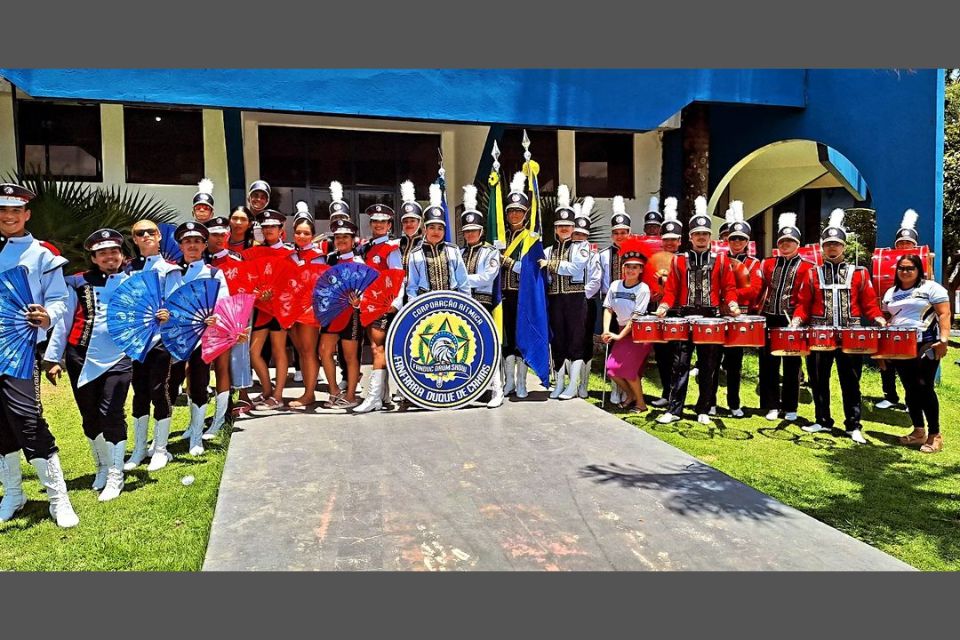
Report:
124,107,204,185
496,128,559,194
17,101,102,180
576,132,634,198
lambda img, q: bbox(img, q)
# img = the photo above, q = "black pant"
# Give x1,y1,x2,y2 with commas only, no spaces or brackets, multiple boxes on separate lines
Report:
580,296,599,362
132,346,173,421
548,293,587,367
893,352,941,434
501,290,521,357
0,363,58,461
709,347,745,410
880,364,900,403
653,342,674,401
169,350,211,407
65,346,132,444
757,315,802,413
807,350,863,432
668,340,722,416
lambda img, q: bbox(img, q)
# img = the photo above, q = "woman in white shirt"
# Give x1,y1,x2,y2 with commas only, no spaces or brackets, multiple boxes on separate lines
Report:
881,253,951,453
601,238,652,413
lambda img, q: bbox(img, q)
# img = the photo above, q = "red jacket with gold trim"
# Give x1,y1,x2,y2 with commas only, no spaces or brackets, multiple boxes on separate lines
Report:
794,260,882,327
660,249,738,311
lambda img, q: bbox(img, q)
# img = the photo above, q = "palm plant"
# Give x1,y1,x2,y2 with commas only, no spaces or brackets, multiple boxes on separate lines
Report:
7,172,179,272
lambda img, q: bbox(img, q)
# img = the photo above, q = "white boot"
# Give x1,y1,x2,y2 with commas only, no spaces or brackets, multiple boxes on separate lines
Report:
503,356,516,396
29,454,79,528
0,451,27,522
188,404,207,456
487,365,504,409
203,391,230,440
559,360,584,400
147,418,173,471
88,434,109,491
515,360,529,399
353,370,385,414
381,374,394,409
98,440,126,502
610,383,623,405
578,359,592,398
550,361,568,399
124,415,150,470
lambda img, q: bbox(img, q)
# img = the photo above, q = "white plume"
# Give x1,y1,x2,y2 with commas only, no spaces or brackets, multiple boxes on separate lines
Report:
648,196,659,213
330,180,343,203
900,208,918,230
197,178,214,195
401,180,416,204
581,196,595,218
613,195,626,215
695,195,707,217
724,207,736,225
573,203,582,217
295,201,310,215
828,208,846,229
557,184,571,209
462,184,478,211
778,212,797,230
429,183,442,207
731,200,745,222
510,171,526,194
664,197,678,221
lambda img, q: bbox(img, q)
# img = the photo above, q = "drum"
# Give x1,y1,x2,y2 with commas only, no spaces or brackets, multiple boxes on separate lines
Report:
769,327,809,357
632,316,665,343
662,317,690,341
808,326,839,352
872,326,919,360
690,317,728,345
871,246,933,298
840,327,879,355
725,315,766,348
711,240,757,258
773,243,823,266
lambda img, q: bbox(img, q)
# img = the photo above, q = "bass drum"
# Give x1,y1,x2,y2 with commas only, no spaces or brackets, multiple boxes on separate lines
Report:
871,246,933,298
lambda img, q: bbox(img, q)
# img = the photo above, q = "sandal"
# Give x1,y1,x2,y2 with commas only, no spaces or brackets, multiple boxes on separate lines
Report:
630,405,648,414
920,434,943,453
899,428,927,446
254,396,282,410
287,399,313,411
616,399,636,410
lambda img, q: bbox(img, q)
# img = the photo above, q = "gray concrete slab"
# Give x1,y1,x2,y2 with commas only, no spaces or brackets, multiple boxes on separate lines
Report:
203,375,912,571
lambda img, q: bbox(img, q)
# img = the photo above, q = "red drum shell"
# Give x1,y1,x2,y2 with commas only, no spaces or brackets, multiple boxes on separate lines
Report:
871,246,931,299
632,316,666,343
840,327,879,355
691,318,728,345
662,318,690,341
872,327,919,360
769,327,810,357
724,315,766,348
808,326,839,352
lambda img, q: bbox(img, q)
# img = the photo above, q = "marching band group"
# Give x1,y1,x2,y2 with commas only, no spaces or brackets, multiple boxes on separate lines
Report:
0,168,950,529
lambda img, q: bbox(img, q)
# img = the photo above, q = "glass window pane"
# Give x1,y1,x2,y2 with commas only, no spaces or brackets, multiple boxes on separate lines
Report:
17,100,102,180
576,132,634,198
498,128,559,194
124,107,203,185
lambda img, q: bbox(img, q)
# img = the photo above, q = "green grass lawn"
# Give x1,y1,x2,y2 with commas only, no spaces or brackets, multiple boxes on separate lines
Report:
0,380,229,571
587,346,960,571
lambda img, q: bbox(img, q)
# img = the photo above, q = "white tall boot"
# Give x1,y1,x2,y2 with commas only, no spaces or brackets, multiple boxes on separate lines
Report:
610,382,623,405
203,391,230,440
188,404,207,456
516,360,529,399
147,418,173,471
0,452,26,522
560,360,584,400
88,434,109,491
29,454,79,528
124,415,150,470
550,361,568,399
487,365,504,408
353,370,385,414
502,356,516,396
579,359,592,398
98,440,126,502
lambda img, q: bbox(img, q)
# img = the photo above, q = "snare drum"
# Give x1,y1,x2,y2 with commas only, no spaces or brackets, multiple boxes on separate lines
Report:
724,315,766,348
840,327,879,355
632,316,665,343
690,317,728,344
808,326,839,352
662,317,690,341
872,326,918,360
769,327,809,357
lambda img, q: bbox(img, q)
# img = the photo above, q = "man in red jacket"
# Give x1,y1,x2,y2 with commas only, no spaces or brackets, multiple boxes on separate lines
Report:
793,209,886,443
654,197,740,425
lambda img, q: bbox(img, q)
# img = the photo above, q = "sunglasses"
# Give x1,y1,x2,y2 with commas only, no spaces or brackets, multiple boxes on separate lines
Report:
133,229,159,237
897,266,918,271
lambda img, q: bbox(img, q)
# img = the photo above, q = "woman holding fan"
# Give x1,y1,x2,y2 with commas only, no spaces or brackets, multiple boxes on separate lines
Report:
287,209,326,410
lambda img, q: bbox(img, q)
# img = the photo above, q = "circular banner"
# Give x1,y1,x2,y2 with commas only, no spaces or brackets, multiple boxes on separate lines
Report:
387,291,500,410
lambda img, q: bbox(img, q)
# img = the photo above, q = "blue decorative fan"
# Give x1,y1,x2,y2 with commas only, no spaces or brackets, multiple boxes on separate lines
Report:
160,278,219,361
158,223,183,263
107,270,163,362
0,266,39,380
312,262,378,328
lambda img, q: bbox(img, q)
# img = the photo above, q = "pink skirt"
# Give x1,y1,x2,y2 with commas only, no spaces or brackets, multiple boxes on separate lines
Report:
605,334,652,381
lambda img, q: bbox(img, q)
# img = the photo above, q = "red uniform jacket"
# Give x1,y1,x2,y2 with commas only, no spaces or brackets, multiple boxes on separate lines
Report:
757,255,816,318
794,261,882,327
660,250,738,311
207,248,242,269
730,252,763,310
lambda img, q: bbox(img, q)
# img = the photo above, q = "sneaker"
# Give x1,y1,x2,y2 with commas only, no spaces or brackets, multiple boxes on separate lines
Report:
697,413,712,425
765,409,779,421
801,423,824,433
293,371,303,383
784,412,798,421
689,367,699,378
874,399,895,410
849,429,867,444
656,412,680,424
708,406,717,416
651,398,669,408
730,408,744,418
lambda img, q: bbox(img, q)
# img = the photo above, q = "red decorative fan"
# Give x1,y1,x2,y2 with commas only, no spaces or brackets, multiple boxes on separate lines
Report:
219,260,260,296
360,269,405,327
273,260,330,329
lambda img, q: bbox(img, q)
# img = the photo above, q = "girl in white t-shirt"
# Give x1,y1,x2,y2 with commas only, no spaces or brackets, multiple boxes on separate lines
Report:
602,239,652,412
881,253,951,453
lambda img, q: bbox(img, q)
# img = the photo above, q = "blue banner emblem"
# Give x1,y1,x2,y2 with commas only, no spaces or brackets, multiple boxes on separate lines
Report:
387,291,500,410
